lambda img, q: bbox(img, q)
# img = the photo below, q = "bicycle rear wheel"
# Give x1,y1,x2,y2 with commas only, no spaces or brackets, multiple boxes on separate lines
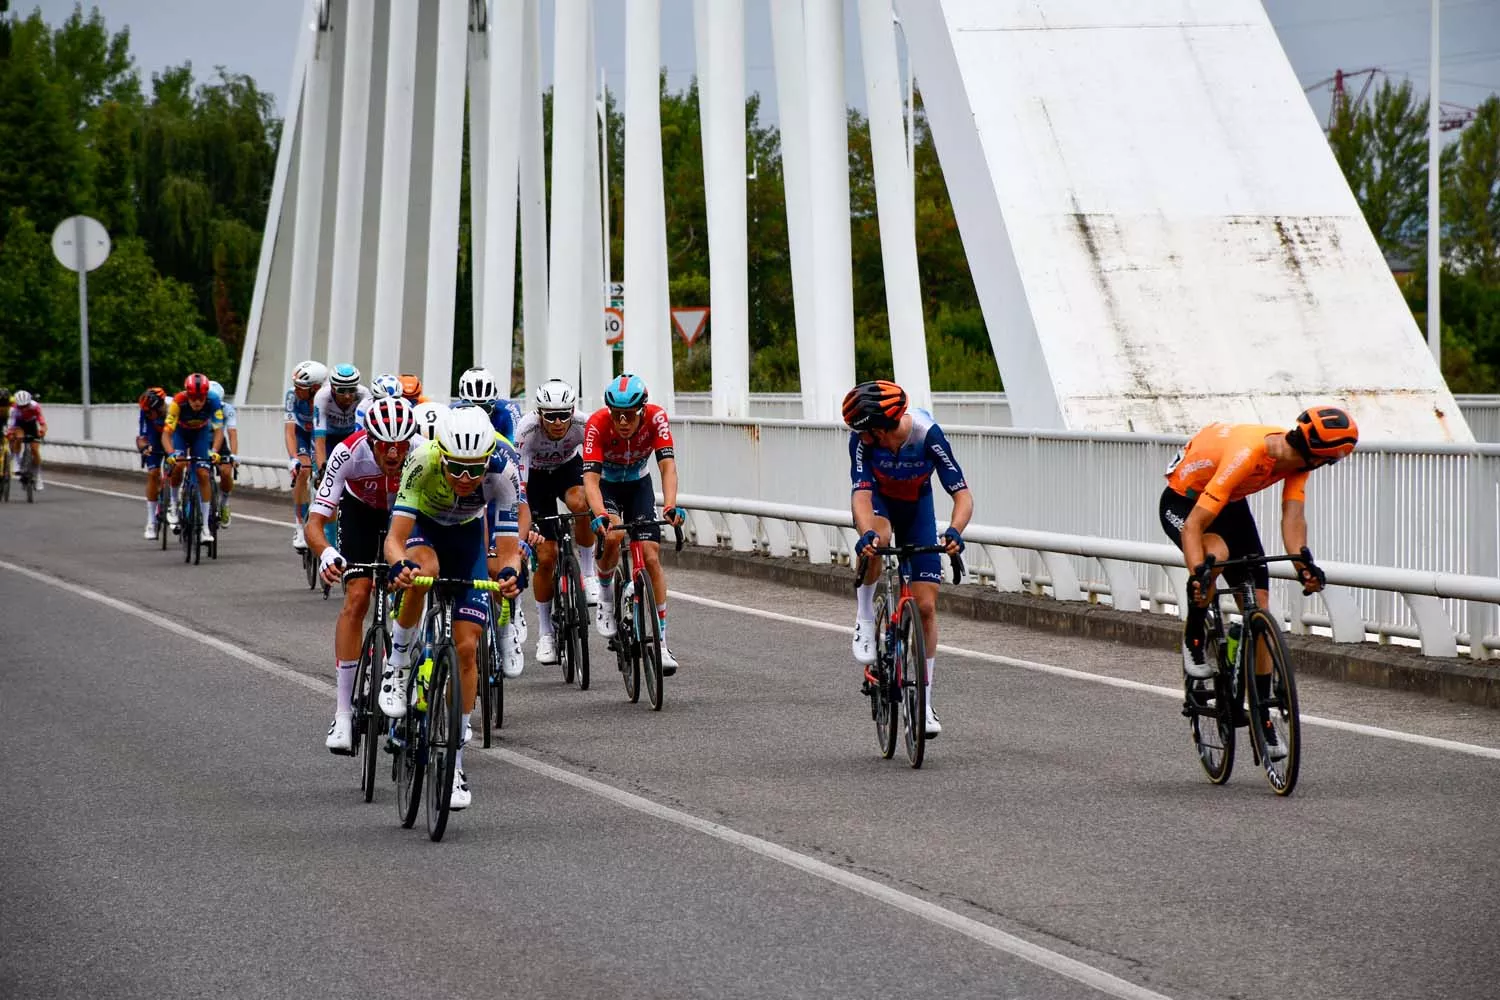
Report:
1188,633,1236,785
479,612,500,747
1245,610,1300,795
157,504,168,550
180,493,195,563
424,645,461,841
394,711,424,829
898,601,927,769
870,588,897,759
357,623,387,801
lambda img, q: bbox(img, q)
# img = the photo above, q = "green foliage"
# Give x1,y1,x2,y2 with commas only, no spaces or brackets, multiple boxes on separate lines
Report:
1328,80,1429,258
1442,96,1500,285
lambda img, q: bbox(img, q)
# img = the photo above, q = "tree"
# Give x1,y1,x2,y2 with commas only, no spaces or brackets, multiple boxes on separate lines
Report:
1327,80,1429,258
1443,96,1500,284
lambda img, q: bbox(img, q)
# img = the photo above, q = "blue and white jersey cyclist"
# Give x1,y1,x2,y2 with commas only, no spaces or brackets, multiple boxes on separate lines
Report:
457,366,524,443
313,364,372,470
207,380,238,527
285,359,326,551
845,380,973,738
355,373,404,429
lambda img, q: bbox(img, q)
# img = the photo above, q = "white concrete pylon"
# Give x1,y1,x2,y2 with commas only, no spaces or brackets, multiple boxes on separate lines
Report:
326,0,375,371
769,0,820,419
624,0,673,410
579,2,610,412
370,0,421,380
421,0,469,402
548,0,591,397
858,0,931,410
284,19,334,387
519,0,549,397
803,0,858,421
480,0,523,392
467,5,491,354
698,0,750,418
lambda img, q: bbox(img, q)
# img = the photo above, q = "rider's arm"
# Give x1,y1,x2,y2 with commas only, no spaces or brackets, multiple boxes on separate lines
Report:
312,387,329,468
1279,497,1309,559
851,489,877,534
581,412,608,517
161,400,179,453
210,405,225,455
657,456,679,512
583,470,605,518
849,433,878,534
947,488,974,535
384,511,415,567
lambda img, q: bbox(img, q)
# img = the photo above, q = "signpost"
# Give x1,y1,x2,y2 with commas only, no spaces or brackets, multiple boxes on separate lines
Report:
51,215,111,440
671,307,710,346
604,306,624,345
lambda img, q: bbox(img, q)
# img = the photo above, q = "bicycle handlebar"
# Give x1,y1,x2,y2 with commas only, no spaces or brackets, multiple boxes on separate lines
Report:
1200,548,1314,573
606,517,685,552
533,510,594,525
854,544,966,590
409,575,507,593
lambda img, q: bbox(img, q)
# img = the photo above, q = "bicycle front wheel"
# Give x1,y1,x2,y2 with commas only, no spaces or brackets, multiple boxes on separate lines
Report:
1188,632,1236,785
568,552,590,690
871,588,897,759
1245,610,1300,796
357,624,387,801
424,645,462,841
181,495,195,563
615,570,640,703
898,601,927,769
636,571,664,711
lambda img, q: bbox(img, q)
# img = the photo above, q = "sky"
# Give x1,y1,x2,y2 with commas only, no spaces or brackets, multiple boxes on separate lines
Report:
25,0,1500,129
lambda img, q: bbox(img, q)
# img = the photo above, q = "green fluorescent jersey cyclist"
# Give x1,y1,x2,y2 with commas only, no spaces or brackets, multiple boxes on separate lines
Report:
380,405,530,812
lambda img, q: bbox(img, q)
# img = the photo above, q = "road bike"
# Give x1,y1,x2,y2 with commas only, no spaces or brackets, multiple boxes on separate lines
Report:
606,517,683,711
854,543,965,770
298,463,330,595
391,574,504,842
335,554,392,801
14,435,40,504
1182,551,1308,796
171,454,214,565
476,589,513,748
535,510,594,691
0,443,11,502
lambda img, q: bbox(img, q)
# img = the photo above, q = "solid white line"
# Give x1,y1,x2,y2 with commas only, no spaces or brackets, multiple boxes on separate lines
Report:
50,477,1500,761
670,591,1500,761
1,556,1173,1000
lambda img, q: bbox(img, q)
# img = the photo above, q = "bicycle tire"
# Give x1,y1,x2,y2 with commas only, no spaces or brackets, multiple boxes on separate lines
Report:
479,612,497,747
1189,631,1236,785
180,492,194,563
570,555,590,691
207,478,221,560
0,450,10,502
871,587,897,759
304,547,317,590
636,570,664,711
357,623,387,802
424,644,461,841
158,505,168,550
1245,609,1300,796
899,601,927,769
558,548,577,685
394,709,423,829
21,452,34,503
615,567,640,703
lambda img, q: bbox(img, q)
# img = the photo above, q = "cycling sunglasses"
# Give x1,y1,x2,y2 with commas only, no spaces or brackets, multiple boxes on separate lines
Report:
442,457,488,480
540,410,573,423
609,406,643,422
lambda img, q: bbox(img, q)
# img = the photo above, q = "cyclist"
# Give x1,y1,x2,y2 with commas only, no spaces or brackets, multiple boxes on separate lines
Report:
515,379,598,664
844,380,972,738
458,365,524,442
307,396,418,753
582,373,686,672
285,360,328,550
313,364,371,472
355,373,403,429
136,387,170,538
6,390,47,490
398,373,428,406
161,374,225,545
1160,408,1355,754
208,380,239,526
379,406,530,810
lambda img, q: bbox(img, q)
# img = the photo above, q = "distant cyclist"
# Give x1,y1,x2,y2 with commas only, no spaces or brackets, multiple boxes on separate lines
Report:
307,397,418,754
285,360,327,550
136,387,170,538
1160,408,1354,699
313,364,371,472
208,380,238,526
6,390,47,490
398,374,428,406
161,374,224,545
356,373,403,429
458,365,525,443
583,373,686,672
844,380,972,737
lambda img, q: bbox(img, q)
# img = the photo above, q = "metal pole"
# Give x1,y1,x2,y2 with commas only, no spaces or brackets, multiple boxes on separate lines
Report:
75,215,92,440
1428,0,1441,364
600,67,611,294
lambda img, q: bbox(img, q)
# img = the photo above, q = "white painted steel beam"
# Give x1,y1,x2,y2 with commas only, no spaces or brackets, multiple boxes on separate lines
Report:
858,0,931,410
467,3,490,354
370,0,421,379
326,0,374,369
420,0,469,401
578,4,611,412
479,0,522,390
284,20,334,387
548,0,591,398
625,0,673,408
519,0,549,396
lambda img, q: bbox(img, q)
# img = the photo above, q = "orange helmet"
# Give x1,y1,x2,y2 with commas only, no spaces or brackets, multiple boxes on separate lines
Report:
398,373,424,402
1291,406,1358,464
139,387,167,412
842,380,908,431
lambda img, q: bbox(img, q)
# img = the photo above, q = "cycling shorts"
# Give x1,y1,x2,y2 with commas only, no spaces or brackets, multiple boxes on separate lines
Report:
528,454,585,541
337,494,390,582
171,426,215,462
142,439,169,470
406,514,490,626
870,490,941,584
601,476,659,543
291,426,313,458
1158,487,1269,591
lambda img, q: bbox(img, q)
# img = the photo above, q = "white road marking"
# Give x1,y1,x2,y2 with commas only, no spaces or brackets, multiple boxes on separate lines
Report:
50,476,1500,761
2,556,1173,1000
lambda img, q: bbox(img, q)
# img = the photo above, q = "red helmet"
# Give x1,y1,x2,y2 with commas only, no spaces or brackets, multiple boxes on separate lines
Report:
1290,406,1358,464
841,380,908,431
184,373,211,400
140,387,167,412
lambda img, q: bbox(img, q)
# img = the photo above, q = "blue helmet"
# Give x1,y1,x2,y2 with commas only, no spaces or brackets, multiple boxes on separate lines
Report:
604,373,648,409
330,363,361,391
371,373,402,399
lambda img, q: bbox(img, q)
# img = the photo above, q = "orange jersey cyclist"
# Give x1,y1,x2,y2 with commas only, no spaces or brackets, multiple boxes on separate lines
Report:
844,380,973,738
1159,407,1357,755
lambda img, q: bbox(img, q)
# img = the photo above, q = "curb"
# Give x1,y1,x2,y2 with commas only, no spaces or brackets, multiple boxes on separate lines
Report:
663,547,1500,711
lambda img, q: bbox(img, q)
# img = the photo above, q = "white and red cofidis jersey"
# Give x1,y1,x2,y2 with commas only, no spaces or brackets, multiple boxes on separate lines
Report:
311,429,401,517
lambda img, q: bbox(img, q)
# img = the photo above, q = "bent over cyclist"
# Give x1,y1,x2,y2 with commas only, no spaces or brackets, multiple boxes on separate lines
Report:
1160,408,1357,756
845,381,972,737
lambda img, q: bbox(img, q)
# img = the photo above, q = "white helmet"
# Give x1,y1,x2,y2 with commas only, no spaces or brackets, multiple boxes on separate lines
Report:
371,374,402,399
14,389,33,407
208,380,226,399
534,379,576,413
364,397,417,443
458,366,500,404
292,360,328,388
437,405,499,461
329,363,362,391
412,401,444,440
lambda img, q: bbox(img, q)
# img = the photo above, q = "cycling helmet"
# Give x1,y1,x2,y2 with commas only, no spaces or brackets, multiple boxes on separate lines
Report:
398,374,424,402
604,373,648,409
411,401,444,440
1290,406,1358,463
139,387,167,412
364,397,417,443
458,366,500,404
184,373,211,400
436,405,499,461
329,363,361,391
293,360,328,388
371,373,402,399
842,380,907,431
208,380,226,400
534,379,577,413
13,389,32,407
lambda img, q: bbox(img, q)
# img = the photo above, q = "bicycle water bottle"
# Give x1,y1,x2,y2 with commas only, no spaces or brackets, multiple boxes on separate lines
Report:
1226,622,1242,665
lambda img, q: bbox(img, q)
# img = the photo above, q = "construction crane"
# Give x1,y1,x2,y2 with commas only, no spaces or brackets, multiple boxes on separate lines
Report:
1304,67,1477,132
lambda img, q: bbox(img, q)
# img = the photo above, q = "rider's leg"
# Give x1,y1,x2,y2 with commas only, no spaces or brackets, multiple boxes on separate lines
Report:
565,485,596,578
535,539,558,633
333,578,372,715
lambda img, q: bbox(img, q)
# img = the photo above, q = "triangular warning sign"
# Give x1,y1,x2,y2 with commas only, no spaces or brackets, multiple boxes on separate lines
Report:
671,307,710,345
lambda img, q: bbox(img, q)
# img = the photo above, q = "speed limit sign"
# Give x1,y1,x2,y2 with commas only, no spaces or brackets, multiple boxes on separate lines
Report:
604,306,624,345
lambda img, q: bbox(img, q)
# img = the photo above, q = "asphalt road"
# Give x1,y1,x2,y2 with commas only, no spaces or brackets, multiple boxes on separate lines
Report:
2,472,1498,1000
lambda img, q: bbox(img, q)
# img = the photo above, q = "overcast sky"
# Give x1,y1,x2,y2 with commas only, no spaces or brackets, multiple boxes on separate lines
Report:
26,0,1500,128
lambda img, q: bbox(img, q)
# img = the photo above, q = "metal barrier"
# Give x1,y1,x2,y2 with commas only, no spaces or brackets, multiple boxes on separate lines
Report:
47,439,296,492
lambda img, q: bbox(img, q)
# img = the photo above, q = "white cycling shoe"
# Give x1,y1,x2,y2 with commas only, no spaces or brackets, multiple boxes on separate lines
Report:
166,506,181,527
852,618,877,665
144,521,158,541
292,524,307,551
379,667,409,718
449,770,472,810
325,713,353,753
923,698,942,737
585,577,601,606
199,522,215,543
595,599,617,638
514,603,528,643
659,644,679,676
536,632,559,665
1182,639,1213,680
501,627,525,679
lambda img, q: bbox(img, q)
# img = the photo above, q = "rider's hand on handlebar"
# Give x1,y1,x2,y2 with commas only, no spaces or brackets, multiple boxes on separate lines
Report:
664,505,686,527
390,558,421,590
856,529,879,558
1297,547,1326,595
1189,559,1217,608
496,565,522,599
941,526,965,556
318,547,346,584
590,513,610,537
